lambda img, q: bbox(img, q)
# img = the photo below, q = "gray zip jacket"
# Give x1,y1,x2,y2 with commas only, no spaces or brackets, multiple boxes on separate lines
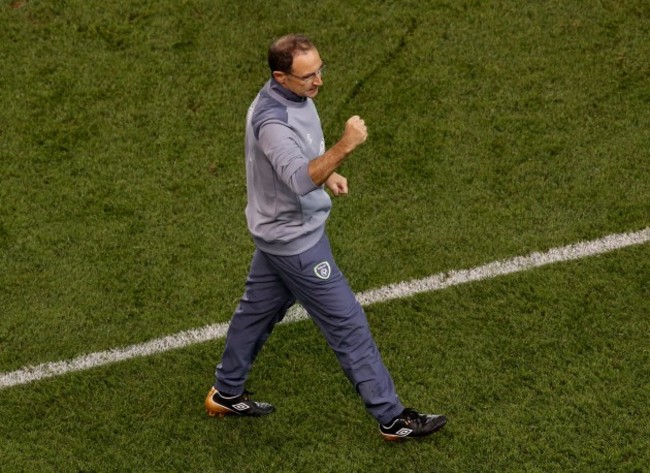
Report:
244,78,331,256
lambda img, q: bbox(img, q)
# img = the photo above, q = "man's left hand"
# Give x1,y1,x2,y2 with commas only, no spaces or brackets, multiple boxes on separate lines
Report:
325,172,348,196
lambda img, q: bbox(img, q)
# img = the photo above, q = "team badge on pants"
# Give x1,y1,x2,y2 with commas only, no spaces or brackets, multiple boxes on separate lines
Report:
314,261,331,280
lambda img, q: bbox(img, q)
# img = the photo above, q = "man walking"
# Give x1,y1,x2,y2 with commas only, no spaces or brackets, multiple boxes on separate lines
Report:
205,34,446,440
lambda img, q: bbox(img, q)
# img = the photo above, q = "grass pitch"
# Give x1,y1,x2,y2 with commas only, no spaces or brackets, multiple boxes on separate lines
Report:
1,0,648,471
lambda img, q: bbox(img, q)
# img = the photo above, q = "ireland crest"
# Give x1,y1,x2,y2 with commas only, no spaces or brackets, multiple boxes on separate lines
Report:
314,261,331,280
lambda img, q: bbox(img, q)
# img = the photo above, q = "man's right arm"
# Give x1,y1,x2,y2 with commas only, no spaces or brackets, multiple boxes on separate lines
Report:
308,116,368,186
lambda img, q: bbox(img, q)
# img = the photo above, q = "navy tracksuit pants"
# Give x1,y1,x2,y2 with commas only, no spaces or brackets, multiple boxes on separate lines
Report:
215,234,404,424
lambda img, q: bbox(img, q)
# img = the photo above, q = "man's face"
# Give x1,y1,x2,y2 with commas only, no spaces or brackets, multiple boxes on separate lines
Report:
274,48,324,98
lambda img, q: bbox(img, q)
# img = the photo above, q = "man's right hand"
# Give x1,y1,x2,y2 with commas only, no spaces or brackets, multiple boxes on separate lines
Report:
342,115,368,151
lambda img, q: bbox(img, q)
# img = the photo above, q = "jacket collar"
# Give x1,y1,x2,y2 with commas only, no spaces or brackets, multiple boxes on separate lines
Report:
270,77,306,103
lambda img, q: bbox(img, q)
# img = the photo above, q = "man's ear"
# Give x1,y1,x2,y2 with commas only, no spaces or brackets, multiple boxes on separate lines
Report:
272,71,287,85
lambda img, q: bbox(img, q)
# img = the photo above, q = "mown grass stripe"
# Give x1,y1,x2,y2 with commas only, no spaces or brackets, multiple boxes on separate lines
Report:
1,227,648,390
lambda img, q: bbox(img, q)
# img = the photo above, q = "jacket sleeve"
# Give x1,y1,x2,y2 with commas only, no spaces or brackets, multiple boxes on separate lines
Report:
258,122,320,196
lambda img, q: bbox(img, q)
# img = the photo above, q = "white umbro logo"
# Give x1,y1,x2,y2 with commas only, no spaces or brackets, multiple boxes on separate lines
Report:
396,428,413,437
232,402,249,411
314,261,331,280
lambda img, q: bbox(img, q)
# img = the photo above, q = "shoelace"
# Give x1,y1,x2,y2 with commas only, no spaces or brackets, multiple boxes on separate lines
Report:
400,408,424,426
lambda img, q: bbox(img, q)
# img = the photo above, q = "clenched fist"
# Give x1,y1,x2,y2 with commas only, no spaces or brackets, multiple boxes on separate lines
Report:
342,115,368,151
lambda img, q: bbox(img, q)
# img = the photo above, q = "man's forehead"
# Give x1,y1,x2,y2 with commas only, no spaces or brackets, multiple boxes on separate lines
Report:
292,49,321,71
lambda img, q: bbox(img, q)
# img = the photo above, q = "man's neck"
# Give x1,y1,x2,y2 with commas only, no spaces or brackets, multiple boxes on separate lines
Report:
270,77,306,103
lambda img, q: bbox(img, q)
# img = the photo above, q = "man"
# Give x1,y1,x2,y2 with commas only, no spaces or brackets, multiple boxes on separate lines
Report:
205,34,446,440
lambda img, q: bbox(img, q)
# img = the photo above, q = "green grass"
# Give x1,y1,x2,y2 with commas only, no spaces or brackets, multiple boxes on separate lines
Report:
1,246,648,472
1,0,649,471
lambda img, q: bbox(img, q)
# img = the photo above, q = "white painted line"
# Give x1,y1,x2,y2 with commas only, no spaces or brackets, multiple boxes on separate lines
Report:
355,227,650,305
1,227,648,390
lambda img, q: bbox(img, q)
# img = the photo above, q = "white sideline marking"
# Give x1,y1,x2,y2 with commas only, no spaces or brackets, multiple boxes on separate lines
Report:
1,227,648,390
